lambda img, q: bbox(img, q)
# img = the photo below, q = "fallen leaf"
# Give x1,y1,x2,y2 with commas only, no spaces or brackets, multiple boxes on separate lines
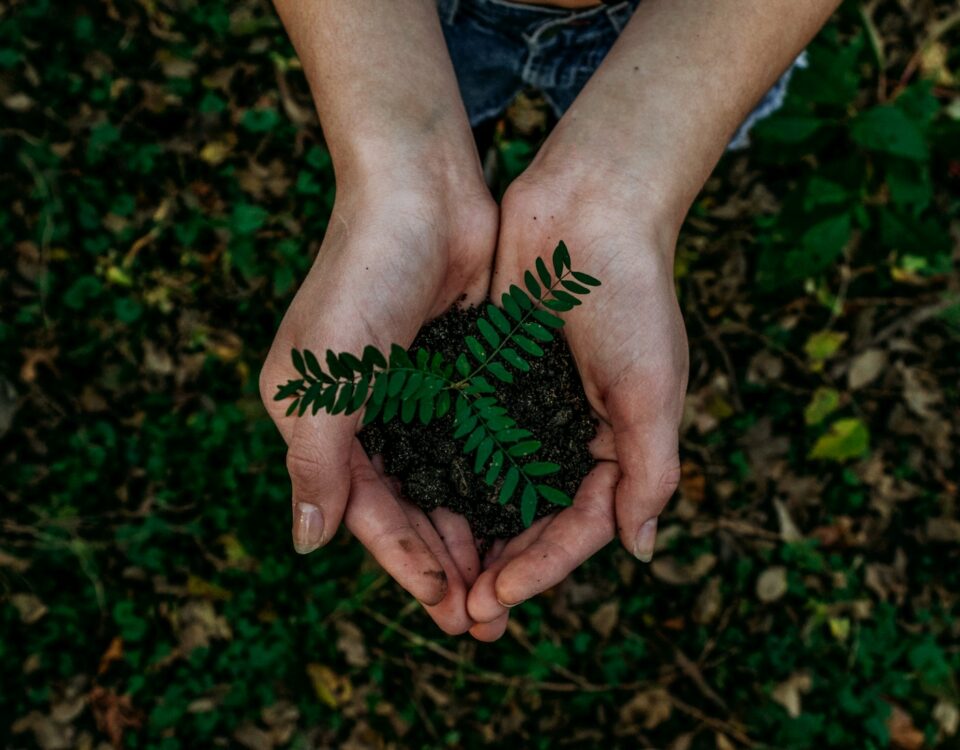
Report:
804,330,847,370
772,672,812,718
651,554,717,586
88,686,143,749
11,593,48,624
773,499,803,543
933,700,959,737
97,637,124,675
233,722,273,750
693,576,723,625
804,387,841,426
809,418,870,462
589,600,619,638
335,620,369,668
887,703,925,750
619,687,672,729
306,664,352,709
847,349,887,390
756,567,789,603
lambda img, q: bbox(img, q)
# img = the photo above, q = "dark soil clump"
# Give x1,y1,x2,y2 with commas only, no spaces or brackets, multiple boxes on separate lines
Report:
359,305,596,540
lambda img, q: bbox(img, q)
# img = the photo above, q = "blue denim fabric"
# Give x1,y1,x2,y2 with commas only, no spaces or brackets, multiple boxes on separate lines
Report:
437,0,806,150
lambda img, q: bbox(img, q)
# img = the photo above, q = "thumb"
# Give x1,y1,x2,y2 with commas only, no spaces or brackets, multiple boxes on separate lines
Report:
610,395,682,563
286,412,355,554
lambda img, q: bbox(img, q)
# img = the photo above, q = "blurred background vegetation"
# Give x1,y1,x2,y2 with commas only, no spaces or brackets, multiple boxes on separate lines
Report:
1,0,958,748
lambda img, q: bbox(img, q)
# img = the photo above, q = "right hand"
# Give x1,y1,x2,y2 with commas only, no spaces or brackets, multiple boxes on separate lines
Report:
259,165,501,635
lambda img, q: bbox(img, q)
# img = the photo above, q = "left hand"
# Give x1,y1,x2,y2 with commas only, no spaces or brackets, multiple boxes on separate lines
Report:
465,158,689,639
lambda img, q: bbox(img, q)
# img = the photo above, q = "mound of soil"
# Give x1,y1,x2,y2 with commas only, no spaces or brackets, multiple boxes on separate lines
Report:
359,305,596,540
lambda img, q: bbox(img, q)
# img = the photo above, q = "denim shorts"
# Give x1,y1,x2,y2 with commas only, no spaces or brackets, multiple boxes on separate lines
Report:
437,0,806,150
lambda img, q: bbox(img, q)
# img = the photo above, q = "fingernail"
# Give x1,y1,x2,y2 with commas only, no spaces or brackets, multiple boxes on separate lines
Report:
634,517,658,563
292,502,324,554
496,598,521,609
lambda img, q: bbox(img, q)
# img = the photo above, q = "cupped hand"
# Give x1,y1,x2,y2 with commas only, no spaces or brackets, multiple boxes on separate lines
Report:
260,171,498,634
466,168,689,636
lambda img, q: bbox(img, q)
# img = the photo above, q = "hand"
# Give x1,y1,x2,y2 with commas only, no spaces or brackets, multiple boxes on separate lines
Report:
466,162,689,637
260,166,499,635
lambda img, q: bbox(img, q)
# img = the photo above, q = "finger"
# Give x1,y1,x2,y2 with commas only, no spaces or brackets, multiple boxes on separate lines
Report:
286,414,356,554
429,507,482,587
466,516,552,623
494,461,619,607
469,612,510,642
610,404,681,562
397,499,474,635
589,421,617,461
343,445,449,606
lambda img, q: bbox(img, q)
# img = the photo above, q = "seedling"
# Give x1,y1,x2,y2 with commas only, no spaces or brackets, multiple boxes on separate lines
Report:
274,241,600,527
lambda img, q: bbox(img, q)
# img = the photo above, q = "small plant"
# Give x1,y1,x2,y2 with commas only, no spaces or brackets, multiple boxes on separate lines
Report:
274,241,600,527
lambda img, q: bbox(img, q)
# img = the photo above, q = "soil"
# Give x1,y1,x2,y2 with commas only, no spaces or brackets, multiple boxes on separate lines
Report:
359,304,596,540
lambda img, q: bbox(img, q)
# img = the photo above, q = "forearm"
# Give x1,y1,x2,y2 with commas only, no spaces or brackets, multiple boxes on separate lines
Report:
534,0,841,235
273,0,481,187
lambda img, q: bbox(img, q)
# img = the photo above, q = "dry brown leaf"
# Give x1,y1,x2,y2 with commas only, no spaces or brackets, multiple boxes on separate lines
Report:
11,593,48,624
933,700,959,737
306,663,352,709
335,620,369,668
756,567,789,603
589,600,619,638
771,672,812,718
619,687,673,730
847,348,887,390
693,576,723,625
651,554,717,586
97,637,124,676
88,686,143,750
233,722,273,750
887,703,925,750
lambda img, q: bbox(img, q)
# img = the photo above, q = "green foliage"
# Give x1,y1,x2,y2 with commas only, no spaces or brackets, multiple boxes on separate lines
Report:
274,241,597,525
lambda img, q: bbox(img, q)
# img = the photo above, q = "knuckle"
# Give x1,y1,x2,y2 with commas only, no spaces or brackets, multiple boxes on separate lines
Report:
658,463,682,498
286,450,322,485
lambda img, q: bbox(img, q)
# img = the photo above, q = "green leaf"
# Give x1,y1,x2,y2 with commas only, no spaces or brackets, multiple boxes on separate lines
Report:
402,372,424,400
543,298,573,313
487,305,511,334
523,321,553,342
537,485,573,506
340,352,364,374
362,345,387,369
371,372,388,405
850,105,928,161
477,318,500,348
497,428,532,443
416,348,429,370
804,387,841,426
319,384,337,410
513,335,544,357
484,452,504,485
524,462,561,477
383,396,400,423
756,115,825,143
436,390,452,418
572,271,601,287
509,440,541,457
274,379,304,400
331,383,354,415
362,395,383,425
465,377,496,395
348,374,370,413
524,270,542,299
474,437,494,473
292,349,307,377
400,397,416,423
521,483,538,527
535,257,551,288
389,343,412,369
418,393,434,424
486,416,515,431
303,350,325,380
464,426,485,453
455,353,471,377
388,371,407,397
285,399,300,417
501,348,529,372
465,336,486,363
561,279,590,295
487,362,514,383
532,309,564,328
454,414,477,439
326,350,349,379
502,293,522,321
509,284,533,311
551,289,581,306
499,467,520,504
553,241,571,276
809,418,870,462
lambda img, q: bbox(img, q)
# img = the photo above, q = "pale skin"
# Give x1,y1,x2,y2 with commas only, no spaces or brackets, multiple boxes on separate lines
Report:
261,0,842,640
